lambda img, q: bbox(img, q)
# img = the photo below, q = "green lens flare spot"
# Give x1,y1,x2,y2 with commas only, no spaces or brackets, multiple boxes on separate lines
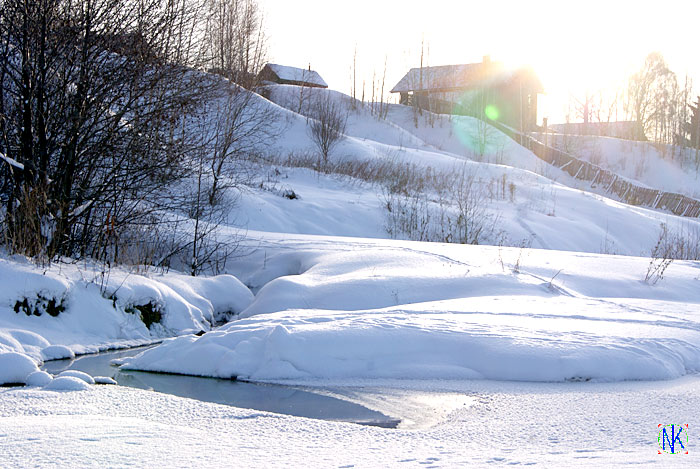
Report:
484,105,499,121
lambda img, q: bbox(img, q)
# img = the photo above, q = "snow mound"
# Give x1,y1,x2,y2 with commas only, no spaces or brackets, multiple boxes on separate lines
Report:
57,370,95,385
0,329,50,362
0,352,40,385
0,257,253,356
42,345,75,361
43,376,90,391
123,241,700,383
121,302,700,382
156,273,254,324
25,371,53,387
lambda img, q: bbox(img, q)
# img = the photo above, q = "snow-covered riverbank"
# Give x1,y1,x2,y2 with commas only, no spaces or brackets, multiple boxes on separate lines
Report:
121,232,700,383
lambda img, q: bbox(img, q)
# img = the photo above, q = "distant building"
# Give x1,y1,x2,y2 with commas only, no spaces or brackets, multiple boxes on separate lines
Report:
257,63,328,89
390,56,543,132
690,96,700,148
548,121,647,141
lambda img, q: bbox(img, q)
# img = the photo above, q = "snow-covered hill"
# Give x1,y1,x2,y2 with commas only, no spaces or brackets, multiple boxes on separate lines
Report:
540,132,700,199
225,84,700,257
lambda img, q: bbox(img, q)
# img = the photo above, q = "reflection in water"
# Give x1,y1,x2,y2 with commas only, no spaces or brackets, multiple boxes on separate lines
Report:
41,347,400,428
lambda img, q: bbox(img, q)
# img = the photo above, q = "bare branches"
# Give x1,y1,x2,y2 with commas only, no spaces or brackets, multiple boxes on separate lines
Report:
202,0,267,88
0,1,204,260
307,94,348,169
626,52,678,143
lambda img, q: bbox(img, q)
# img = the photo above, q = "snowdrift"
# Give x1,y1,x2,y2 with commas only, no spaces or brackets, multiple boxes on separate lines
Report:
0,257,253,363
122,237,700,383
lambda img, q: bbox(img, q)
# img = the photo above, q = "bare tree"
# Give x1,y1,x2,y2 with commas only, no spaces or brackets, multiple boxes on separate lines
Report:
575,90,595,134
378,56,387,119
0,0,210,261
202,0,267,88
625,52,677,142
206,83,281,205
450,167,494,245
308,94,348,169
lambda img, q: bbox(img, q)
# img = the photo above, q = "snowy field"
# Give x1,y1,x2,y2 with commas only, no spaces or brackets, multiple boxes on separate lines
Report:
234,85,700,257
2,376,699,467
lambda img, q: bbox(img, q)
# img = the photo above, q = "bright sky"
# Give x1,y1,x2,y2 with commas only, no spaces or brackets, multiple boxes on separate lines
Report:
259,0,700,124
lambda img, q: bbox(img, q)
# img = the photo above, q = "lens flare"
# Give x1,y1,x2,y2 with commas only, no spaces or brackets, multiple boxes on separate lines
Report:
450,90,506,157
484,105,499,121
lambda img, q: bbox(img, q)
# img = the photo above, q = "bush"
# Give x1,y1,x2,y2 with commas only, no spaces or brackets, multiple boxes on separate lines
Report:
125,301,163,329
644,224,674,285
308,95,348,169
274,153,503,246
13,294,66,317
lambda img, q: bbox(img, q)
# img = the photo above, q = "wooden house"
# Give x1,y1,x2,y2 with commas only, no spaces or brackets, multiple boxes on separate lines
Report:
257,63,328,89
391,56,543,132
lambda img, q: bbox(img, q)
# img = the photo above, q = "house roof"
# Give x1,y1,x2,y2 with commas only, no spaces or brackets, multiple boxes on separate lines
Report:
264,63,328,88
390,61,542,93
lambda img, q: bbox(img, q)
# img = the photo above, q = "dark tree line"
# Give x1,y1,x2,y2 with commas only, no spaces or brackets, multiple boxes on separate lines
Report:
0,0,273,272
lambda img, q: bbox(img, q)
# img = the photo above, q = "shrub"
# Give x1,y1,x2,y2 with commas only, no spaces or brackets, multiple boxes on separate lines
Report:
125,301,163,329
13,294,66,317
308,95,348,169
644,224,674,285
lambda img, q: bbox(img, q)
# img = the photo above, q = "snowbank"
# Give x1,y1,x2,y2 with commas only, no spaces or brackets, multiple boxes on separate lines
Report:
25,371,53,387
123,239,700,383
44,376,90,391
0,352,39,385
0,257,253,364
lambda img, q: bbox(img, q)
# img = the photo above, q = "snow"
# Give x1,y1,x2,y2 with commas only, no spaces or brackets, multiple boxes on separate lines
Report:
540,132,700,199
94,376,117,385
58,370,95,385
43,376,90,391
25,371,53,387
0,329,50,360
122,237,700,383
156,273,254,324
390,62,507,93
1,379,698,467
0,352,39,385
230,175,696,261
3,72,700,466
243,85,700,258
0,257,254,361
41,345,75,361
